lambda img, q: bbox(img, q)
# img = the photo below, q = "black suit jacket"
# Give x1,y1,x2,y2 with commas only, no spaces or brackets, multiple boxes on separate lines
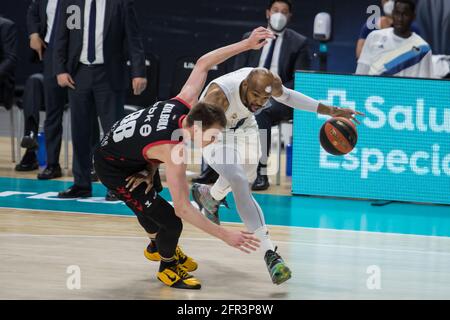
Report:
233,28,311,89
0,17,17,106
27,0,49,39
53,0,146,90
26,0,50,65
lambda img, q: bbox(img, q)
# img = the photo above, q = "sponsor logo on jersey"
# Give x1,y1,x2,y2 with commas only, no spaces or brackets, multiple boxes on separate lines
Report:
157,103,175,131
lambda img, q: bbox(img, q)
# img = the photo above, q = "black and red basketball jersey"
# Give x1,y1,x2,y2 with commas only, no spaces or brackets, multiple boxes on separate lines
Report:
97,97,191,171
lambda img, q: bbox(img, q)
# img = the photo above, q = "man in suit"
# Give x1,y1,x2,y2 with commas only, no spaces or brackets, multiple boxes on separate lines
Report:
25,0,68,177
0,15,17,114
193,0,311,190
54,0,147,200
14,73,44,172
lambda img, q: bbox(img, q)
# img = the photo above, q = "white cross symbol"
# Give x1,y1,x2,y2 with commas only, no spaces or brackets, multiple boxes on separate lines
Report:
145,200,152,208
317,89,356,119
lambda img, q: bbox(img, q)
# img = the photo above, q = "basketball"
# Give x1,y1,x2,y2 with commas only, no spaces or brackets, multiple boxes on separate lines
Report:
319,117,358,155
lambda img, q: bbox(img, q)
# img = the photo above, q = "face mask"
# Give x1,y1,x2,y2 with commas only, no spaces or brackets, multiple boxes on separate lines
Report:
269,12,288,32
383,0,395,16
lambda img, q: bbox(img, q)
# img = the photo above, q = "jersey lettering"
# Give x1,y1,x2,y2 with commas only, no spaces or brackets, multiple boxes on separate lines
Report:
157,104,175,131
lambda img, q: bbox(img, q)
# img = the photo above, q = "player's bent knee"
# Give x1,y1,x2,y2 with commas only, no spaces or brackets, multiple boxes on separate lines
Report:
166,215,183,238
226,168,249,187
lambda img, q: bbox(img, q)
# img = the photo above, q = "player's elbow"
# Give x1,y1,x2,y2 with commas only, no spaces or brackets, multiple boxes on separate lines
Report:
195,55,211,72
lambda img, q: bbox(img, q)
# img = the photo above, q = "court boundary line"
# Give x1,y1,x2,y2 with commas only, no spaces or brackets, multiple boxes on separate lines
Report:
1,233,450,256
1,205,450,240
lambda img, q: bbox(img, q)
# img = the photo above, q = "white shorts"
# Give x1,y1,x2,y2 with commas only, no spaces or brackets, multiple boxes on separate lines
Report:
203,125,261,200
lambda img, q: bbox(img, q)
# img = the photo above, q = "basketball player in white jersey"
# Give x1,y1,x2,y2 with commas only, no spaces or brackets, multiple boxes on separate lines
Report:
192,67,364,285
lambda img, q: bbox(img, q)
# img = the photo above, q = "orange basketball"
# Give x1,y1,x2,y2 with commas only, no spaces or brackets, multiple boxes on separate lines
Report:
319,117,358,155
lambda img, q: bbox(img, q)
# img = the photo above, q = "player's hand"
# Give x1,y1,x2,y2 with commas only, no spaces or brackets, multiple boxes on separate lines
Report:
30,33,46,61
132,77,147,95
125,171,153,194
222,230,260,253
57,73,76,89
246,27,276,50
328,106,365,125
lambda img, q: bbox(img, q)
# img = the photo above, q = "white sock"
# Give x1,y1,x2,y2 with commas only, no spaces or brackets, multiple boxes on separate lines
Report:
254,226,275,253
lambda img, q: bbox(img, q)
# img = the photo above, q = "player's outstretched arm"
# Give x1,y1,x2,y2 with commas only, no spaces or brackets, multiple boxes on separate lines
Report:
161,146,260,254
271,74,364,124
177,27,275,106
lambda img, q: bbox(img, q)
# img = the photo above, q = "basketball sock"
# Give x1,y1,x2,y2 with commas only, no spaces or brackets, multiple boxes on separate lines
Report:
147,233,158,250
159,256,177,272
254,226,275,253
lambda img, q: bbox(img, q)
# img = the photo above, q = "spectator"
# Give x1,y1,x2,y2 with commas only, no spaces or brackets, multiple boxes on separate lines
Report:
15,73,44,171
0,15,17,111
356,0,433,78
416,0,450,79
54,0,147,200
192,0,312,191
27,0,73,179
356,0,422,59
416,0,450,55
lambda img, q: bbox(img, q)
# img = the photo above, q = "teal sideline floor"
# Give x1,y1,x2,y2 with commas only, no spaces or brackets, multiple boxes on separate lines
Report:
1,177,449,238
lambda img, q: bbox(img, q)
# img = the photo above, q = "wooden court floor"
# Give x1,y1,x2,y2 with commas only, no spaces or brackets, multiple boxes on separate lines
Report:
0,138,450,299
1,208,450,300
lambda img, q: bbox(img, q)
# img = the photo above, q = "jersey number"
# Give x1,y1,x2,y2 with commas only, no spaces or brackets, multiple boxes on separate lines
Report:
112,110,144,143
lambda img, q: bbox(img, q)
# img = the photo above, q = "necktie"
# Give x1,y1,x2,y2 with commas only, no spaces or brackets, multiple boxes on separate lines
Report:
87,0,97,64
48,0,61,47
263,36,278,70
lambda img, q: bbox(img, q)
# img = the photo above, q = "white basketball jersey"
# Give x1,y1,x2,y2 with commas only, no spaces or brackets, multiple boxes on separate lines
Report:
200,68,257,130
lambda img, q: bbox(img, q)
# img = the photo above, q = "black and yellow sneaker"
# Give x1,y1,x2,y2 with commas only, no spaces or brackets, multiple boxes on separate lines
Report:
144,244,198,272
175,246,198,272
264,247,292,285
144,242,160,261
157,264,201,290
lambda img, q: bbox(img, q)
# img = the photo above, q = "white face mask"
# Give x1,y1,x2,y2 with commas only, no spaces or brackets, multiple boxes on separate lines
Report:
383,0,395,16
269,12,288,32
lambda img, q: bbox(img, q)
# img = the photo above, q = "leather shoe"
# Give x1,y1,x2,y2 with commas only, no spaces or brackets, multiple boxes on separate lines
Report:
58,185,92,198
105,190,119,201
21,134,38,150
91,169,99,182
252,174,270,191
192,165,219,184
37,164,62,180
15,150,38,172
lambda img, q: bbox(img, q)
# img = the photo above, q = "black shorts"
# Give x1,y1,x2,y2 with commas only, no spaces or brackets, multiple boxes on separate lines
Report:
93,149,181,238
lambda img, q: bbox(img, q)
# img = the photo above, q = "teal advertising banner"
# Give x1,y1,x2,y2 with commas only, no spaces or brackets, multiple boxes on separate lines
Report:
293,72,450,205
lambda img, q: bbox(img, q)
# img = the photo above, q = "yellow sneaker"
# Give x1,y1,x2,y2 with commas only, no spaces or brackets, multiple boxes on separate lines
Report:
175,246,198,272
144,244,198,272
144,242,160,261
157,264,201,290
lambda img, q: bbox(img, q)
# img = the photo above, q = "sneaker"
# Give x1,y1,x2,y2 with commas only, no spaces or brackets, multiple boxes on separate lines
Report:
191,183,229,225
264,247,292,285
144,244,198,272
175,246,198,272
157,264,201,290
143,242,160,261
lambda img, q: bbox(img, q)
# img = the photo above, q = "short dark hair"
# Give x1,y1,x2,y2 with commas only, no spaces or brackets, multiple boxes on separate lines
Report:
394,0,416,13
186,102,227,129
267,0,292,12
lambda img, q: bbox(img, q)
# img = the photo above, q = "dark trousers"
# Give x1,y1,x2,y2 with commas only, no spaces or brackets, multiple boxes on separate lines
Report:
255,99,293,173
70,64,125,189
42,48,69,166
22,73,44,136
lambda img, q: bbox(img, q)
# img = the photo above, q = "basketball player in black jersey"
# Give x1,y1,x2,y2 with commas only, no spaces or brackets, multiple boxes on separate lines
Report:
93,27,275,289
